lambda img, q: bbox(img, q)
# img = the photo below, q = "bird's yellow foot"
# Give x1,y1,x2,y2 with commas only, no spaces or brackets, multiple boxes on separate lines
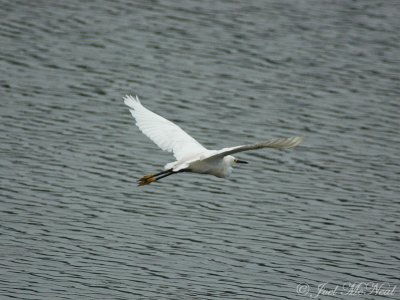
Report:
137,175,156,186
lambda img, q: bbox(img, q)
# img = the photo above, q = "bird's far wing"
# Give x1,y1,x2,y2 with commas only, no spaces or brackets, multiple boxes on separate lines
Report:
124,95,207,160
205,136,304,160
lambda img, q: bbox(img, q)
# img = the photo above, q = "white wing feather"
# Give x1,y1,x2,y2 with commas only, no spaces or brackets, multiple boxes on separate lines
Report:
205,136,304,160
168,136,303,172
124,95,207,160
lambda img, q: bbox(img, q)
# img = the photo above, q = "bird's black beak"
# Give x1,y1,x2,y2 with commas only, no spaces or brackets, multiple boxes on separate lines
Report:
235,159,248,164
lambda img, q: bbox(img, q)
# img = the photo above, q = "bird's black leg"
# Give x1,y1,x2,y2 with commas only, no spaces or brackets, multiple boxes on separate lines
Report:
153,171,175,181
152,169,173,177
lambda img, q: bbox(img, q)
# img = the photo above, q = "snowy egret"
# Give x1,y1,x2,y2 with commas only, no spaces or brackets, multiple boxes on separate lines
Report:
124,95,303,186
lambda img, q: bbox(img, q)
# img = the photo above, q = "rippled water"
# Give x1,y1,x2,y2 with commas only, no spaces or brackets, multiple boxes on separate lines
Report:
1,0,399,299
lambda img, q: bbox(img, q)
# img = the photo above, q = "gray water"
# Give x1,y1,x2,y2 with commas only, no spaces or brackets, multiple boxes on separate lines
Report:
1,0,399,299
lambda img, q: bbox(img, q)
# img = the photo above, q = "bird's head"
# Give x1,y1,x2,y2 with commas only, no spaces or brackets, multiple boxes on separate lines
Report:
234,158,248,165
226,155,248,166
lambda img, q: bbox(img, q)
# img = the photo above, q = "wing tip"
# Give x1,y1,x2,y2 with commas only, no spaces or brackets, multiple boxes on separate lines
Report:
264,136,304,149
286,136,304,148
123,94,141,109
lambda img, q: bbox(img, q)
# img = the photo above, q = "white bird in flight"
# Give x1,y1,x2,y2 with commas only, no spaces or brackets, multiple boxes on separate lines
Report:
124,95,303,186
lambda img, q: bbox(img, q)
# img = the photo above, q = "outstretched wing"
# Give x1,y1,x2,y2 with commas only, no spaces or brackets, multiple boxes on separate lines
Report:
124,95,207,160
206,136,303,160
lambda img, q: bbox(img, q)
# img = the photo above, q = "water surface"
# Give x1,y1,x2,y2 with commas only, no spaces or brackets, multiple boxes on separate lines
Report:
1,0,399,299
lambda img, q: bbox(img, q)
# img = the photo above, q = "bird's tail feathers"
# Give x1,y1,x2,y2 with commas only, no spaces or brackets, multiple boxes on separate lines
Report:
165,161,191,172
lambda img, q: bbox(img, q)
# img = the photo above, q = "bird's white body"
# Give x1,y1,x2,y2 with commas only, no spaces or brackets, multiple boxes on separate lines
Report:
167,153,235,178
123,95,303,186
